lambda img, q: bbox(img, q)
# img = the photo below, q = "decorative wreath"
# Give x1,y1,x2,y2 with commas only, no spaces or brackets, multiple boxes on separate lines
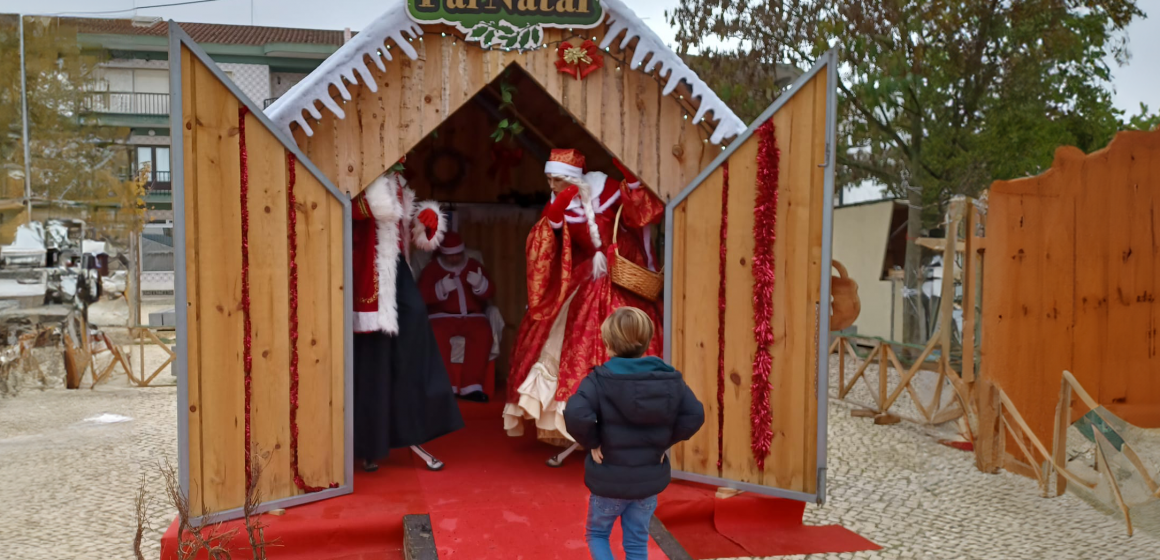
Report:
424,147,468,191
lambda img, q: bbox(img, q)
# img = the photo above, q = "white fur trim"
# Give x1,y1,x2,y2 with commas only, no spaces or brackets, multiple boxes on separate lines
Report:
626,180,642,190
360,174,403,335
400,186,417,263
363,174,405,224
591,251,608,279
439,243,464,255
411,200,446,252
544,160,583,178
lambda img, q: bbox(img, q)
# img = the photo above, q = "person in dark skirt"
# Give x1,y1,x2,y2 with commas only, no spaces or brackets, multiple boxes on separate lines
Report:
352,169,464,472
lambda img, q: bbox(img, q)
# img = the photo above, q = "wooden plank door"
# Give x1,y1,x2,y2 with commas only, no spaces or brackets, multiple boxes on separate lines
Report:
664,52,837,503
171,24,353,523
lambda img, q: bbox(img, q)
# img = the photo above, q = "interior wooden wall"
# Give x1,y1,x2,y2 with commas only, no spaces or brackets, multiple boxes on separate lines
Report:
182,45,346,516
669,67,829,493
983,129,1160,459
289,24,720,202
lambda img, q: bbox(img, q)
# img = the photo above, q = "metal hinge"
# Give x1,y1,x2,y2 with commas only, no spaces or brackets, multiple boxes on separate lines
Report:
818,141,831,168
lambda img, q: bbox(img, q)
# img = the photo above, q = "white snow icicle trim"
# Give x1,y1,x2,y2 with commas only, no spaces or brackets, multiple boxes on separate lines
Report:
599,0,746,144
265,1,422,136
266,0,746,145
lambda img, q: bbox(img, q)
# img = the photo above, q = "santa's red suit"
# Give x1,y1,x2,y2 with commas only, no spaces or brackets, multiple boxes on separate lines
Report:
351,170,463,468
418,232,496,398
504,149,664,446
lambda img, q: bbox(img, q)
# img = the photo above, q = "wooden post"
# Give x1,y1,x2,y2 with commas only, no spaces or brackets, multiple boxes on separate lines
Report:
878,344,888,411
974,379,1002,473
837,337,846,394
938,200,962,358
1051,377,1072,496
961,201,978,383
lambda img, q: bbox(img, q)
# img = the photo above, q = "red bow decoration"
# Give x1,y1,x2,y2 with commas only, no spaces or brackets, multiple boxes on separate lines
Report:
488,144,524,186
555,40,604,80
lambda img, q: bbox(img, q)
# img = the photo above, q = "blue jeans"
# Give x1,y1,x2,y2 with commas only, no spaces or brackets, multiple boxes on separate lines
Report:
585,494,657,560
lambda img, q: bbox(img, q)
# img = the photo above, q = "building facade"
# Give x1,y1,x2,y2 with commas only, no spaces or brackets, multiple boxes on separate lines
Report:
74,16,346,219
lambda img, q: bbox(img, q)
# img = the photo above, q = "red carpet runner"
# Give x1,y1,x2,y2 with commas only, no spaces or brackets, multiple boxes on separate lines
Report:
161,401,876,559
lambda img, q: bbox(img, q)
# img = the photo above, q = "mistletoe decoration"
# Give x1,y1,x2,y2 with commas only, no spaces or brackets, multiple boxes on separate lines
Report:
466,20,543,51
490,119,525,143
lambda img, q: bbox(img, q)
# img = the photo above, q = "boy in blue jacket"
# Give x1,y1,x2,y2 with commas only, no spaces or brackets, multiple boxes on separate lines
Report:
564,306,705,560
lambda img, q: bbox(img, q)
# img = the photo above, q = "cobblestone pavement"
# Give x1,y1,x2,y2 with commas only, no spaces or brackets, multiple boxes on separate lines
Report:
718,356,1160,560
0,384,177,560
1,355,1156,559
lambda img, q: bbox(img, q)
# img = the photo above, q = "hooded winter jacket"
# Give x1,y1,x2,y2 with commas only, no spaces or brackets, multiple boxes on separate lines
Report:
563,357,705,500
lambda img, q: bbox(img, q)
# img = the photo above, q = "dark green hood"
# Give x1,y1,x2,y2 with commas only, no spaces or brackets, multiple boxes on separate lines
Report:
603,356,675,375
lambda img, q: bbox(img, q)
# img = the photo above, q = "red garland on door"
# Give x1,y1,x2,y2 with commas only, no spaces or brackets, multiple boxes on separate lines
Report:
238,106,255,488
750,120,780,470
716,161,729,474
286,152,339,493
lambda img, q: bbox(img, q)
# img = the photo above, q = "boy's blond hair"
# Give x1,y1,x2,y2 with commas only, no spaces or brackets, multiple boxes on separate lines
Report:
601,307,654,358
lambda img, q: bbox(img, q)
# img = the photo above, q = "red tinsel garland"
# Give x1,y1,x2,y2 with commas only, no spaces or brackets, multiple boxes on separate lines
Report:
750,120,780,470
238,106,254,487
286,152,339,493
716,161,729,474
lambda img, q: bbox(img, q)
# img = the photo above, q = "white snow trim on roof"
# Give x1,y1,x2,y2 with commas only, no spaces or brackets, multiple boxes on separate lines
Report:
599,0,745,144
266,0,746,144
266,1,423,136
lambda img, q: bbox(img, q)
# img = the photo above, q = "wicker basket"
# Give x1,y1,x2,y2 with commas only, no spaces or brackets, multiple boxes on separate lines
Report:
610,206,664,301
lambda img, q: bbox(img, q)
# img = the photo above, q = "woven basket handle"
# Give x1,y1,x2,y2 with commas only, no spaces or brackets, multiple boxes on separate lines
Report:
832,259,849,279
612,205,623,256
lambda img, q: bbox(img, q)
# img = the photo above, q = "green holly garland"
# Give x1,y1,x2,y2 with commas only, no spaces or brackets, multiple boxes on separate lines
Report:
465,20,543,51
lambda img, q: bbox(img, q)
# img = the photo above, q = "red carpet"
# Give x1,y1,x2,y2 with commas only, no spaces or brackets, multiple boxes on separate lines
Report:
161,401,875,559
159,452,428,560
655,481,880,558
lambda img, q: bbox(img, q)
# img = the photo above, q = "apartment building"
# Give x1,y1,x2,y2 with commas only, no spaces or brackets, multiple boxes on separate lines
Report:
74,16,346,219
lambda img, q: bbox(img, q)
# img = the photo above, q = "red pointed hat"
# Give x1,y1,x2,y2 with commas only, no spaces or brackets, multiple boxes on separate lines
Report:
544,148,585,179
438,231,464,255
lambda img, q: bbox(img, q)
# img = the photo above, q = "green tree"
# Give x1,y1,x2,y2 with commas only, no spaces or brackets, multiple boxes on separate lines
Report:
0,15,128,217
668,0,1155,345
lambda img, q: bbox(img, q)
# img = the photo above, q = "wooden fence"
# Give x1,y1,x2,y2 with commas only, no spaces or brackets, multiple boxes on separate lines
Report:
982,128,1160,457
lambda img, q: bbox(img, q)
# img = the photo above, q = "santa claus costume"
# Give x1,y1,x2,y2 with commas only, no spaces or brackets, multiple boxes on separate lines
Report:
352,169,464,471
504,149,665,455
418,232,496,401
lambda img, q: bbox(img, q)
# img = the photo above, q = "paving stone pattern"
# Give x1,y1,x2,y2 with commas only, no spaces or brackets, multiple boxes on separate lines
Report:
0,355,1156,559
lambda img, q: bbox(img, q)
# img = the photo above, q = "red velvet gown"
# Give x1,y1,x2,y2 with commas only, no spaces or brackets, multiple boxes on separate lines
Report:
503,172,665,445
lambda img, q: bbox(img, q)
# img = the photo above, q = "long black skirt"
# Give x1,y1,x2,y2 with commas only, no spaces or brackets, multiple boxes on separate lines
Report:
354,256,464,462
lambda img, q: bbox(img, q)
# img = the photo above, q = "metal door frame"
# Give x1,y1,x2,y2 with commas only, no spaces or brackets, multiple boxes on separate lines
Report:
662,50,838,504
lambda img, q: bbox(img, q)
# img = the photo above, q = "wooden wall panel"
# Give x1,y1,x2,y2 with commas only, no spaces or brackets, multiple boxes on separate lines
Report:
669,168,725,476
245,110,294,498
188,54,246,514
984,129,1160,463
291,26,719,204
669,69,829,494
182,46,346,516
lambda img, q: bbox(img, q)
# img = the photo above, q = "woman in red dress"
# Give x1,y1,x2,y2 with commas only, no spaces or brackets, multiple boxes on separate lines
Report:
503,149,665,458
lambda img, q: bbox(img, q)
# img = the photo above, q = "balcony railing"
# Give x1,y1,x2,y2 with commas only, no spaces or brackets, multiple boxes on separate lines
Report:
263,97,280,109
83,92,170,115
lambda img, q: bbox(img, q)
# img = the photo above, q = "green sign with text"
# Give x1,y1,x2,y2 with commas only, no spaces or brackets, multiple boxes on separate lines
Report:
407,0,604,51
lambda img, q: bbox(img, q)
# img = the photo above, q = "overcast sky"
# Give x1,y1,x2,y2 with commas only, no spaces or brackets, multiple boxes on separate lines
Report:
3,0,1156,114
